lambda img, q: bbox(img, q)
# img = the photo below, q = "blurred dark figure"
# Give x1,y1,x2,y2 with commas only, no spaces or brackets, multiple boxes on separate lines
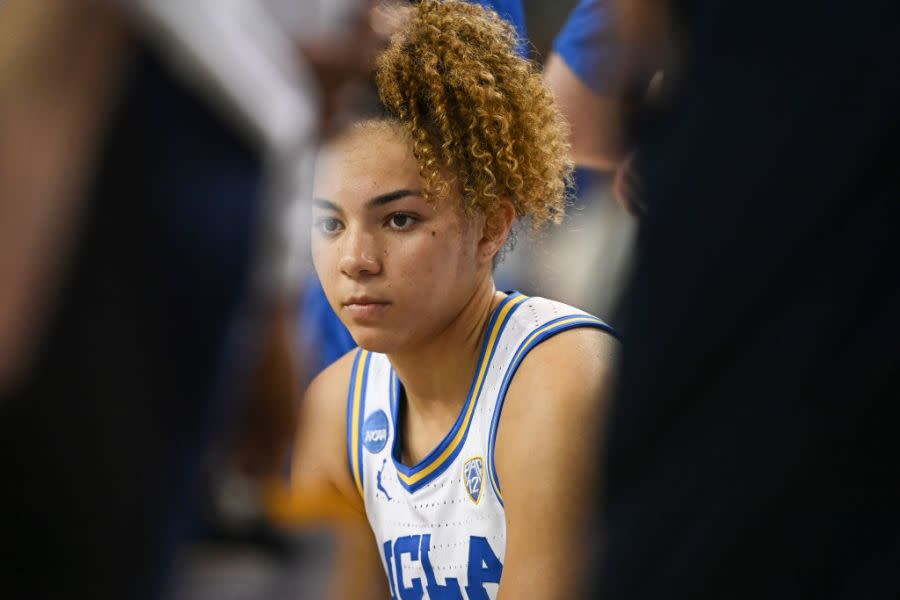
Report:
0,1,381,598
602,0,900,598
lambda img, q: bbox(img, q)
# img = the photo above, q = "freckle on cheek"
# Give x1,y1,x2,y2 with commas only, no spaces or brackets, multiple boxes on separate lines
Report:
431,230,436,237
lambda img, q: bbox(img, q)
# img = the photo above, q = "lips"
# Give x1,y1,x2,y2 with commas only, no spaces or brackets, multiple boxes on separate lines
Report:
342,296,390,321
344,295,388,306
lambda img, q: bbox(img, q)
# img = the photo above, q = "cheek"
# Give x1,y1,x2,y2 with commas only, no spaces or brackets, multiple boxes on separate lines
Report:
311,239,338,288
403,229,475,286
380,237,431,292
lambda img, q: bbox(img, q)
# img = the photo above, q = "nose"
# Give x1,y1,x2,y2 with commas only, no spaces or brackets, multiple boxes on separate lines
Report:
338,229,382,279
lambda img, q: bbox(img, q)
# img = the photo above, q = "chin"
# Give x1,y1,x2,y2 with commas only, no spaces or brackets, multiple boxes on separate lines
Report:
348,328,405,355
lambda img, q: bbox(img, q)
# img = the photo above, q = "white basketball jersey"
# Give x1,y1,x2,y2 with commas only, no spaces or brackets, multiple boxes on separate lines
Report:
346,293,613,599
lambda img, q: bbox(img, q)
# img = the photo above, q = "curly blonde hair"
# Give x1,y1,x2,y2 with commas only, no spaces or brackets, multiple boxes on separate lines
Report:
375,0,572,229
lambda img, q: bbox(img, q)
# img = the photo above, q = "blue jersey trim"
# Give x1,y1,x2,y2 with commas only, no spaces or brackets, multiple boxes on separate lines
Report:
389,292,527,493
346,349,362,492
358,351,372,494
487,314,616,506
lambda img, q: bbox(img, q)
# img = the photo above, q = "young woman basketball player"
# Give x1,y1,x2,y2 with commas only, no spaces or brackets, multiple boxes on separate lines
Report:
292,2,617,597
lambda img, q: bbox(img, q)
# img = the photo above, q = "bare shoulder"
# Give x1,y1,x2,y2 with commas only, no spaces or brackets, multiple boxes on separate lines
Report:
300,348,359,442
292,348,362,508
497,324,618,475
493,326,617,596
304,347,358,414
507,325,617,411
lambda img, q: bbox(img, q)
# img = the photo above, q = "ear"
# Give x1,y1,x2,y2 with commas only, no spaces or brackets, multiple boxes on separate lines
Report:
477,199,516,266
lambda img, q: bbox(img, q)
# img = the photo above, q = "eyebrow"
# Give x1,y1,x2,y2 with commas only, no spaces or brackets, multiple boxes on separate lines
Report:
366,189,421,208
313,189,422,213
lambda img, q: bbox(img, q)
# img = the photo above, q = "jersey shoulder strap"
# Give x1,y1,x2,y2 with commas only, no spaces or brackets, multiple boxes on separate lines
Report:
346,348,393,498
486,295,615,505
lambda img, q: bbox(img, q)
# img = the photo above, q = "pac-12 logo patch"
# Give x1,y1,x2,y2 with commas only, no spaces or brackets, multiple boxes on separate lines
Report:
463,456,484,504
362,410,389,453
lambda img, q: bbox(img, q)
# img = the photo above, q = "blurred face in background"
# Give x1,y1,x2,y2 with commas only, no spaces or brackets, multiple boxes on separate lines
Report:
312,121,488,354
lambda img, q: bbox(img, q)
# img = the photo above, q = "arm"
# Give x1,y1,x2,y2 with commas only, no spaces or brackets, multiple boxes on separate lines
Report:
495,327,617,599
543,0,627,172
277,349,389,600
289,350,362,509
543,52,625,172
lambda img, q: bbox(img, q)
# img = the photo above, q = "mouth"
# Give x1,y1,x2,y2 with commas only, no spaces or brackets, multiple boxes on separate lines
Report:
342,297,391,320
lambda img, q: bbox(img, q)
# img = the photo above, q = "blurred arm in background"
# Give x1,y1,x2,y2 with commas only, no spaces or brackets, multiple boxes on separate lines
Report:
543,0,625,172
543,0,672,214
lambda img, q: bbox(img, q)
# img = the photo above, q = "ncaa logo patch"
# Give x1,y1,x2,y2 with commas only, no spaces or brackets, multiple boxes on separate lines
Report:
362,410,389,454
463,456,484,504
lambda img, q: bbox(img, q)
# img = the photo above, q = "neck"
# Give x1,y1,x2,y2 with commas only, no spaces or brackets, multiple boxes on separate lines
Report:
388,278,504,420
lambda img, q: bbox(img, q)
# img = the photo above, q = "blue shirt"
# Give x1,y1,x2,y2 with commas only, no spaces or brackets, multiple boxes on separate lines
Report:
470,0,528,56
552,0,622,95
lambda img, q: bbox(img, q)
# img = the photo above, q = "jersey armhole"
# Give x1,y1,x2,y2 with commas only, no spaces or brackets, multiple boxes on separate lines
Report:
346,348,372,498
486,315,616,506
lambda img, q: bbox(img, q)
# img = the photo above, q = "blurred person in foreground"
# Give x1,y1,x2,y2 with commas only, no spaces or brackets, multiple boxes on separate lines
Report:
0,0,383,598
290,2,617,598
600,0,900,598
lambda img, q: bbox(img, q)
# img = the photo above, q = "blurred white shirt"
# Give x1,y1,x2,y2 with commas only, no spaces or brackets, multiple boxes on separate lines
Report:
122,0,365,294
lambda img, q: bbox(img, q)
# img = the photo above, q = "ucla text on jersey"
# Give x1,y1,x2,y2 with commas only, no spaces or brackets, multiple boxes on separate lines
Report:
347,293,614,599
381,533,502,600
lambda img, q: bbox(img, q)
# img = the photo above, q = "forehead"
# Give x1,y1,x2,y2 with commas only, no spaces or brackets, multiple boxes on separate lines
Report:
314,123,422,199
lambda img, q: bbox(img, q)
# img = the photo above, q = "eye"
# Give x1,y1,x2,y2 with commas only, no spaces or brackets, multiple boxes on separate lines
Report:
314,217,344,236
387,213,417,231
